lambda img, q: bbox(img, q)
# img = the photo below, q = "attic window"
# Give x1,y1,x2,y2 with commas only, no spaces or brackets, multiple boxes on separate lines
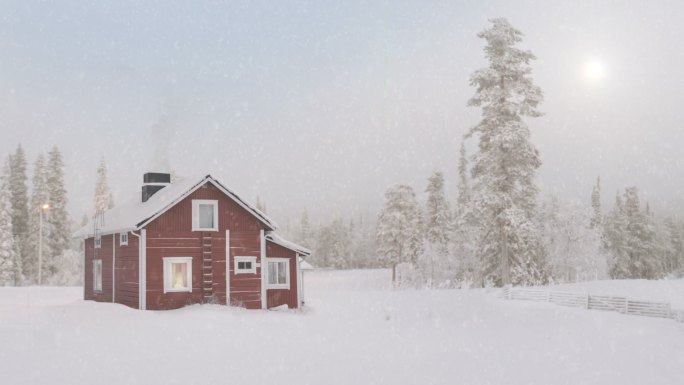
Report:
192,200,218,231
120,233,128,246
234,256,257,274
94,235,102,249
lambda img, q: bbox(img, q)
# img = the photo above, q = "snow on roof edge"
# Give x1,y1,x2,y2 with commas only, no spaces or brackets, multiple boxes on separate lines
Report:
266,233,311,256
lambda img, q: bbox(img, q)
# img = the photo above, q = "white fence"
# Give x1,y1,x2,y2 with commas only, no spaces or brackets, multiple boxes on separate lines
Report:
502,287,682,321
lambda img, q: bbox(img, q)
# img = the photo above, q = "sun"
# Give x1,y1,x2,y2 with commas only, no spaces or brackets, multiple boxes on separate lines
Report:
584,60,605,82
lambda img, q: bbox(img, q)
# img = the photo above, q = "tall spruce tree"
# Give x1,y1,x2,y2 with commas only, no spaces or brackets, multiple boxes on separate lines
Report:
376,184,423,284
456,142,470,216
8,145,29,277
590,176,602,229
604,192,629,278
0,161,18,285
45,147,71,279
466,18,545,286
94,158,113,212
421,171,451,286
622,187,660,278
25,153,49,283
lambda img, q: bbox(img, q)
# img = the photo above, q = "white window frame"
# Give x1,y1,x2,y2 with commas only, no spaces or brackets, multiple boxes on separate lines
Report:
93,259,102,292
267,257,290,289
192,199,219,232
120,232,128,246
94,235,102,249
234,256,257,275
163,256,193,293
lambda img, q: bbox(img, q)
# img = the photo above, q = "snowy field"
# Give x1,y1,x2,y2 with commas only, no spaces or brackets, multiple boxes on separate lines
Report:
1,271,683,385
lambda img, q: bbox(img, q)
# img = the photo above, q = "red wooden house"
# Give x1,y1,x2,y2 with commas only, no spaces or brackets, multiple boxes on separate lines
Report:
73,173,311,310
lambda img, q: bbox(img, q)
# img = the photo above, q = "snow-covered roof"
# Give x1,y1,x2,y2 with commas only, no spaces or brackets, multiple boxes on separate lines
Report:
298,257,314,270
265,232,311,256
73,174,277,239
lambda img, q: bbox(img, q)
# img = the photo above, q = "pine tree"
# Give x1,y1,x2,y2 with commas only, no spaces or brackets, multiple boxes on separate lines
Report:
466,18,545,286
622,187,660,278
421,171,451,286
0,161,18,285
94,158,113,212
315,218,351,269
45,147,71,279
376,184,423,285
25,153,50,283
590,176,602,229
8,145,29,278
456,142,470,216
604,192,629,278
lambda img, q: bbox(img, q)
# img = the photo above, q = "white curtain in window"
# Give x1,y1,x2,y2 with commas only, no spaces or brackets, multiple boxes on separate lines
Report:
172,262,188,289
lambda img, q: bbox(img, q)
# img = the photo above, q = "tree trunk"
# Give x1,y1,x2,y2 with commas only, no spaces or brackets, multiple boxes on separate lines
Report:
391,263,396,287
500,221,510,286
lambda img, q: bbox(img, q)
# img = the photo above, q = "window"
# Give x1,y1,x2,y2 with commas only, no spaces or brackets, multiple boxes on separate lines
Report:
93,260,102,292
234,256,257,274
120,232,128,246
163,257,192,293
94,235,102,249
267,258,289,289
192,200,218,231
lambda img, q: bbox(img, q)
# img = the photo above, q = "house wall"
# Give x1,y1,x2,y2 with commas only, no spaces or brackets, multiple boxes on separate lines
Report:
83,233,140,309
144,182,268,310
266,241,299,309
84,235,113,303
114,233,139,309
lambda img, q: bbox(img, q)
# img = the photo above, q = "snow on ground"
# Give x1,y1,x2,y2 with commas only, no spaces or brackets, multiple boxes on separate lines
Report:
1,270,683,385
541,279,684,310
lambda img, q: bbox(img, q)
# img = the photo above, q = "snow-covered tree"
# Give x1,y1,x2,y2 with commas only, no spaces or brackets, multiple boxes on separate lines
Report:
590,176,602,229
466,18,546,286
94,158,114,212
539,196,607,282
604,192,629,278
25,153,50,283
315,218,351,269
45,249,83,286
350,213,378,268
420,171,451,286
456,142,470,216
376,184,423,285
622,187,660,278
0,161,18,285
8,145,29,277
45,147,71,279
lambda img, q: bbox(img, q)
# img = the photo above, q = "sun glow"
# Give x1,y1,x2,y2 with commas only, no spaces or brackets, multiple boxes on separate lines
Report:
584,60,605,82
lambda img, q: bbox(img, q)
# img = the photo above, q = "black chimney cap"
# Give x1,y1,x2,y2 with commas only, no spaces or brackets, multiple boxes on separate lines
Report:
143,172,171,184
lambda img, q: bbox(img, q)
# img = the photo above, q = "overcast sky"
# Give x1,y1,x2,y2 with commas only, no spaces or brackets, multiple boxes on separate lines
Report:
1,0,683,225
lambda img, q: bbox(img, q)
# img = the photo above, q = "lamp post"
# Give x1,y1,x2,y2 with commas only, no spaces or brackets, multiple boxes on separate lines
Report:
38,203,49,285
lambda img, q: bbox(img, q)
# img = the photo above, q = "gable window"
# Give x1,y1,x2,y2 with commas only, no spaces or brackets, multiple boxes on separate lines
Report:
192,200,218,231
94,235,102,249
234,256,257,274
267,258,289,289
120,232,128,246
163,257,192,293
93,260,102,292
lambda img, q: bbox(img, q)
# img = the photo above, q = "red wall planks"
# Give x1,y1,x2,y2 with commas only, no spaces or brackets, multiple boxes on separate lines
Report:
266,241,299,309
